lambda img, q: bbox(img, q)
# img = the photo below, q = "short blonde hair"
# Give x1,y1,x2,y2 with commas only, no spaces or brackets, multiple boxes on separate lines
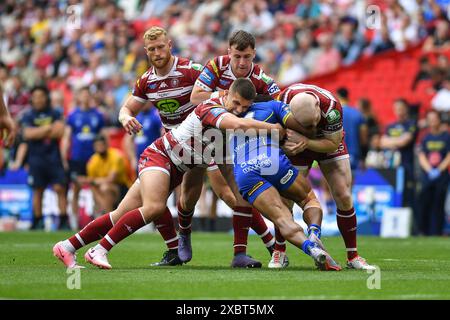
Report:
143,26,168,41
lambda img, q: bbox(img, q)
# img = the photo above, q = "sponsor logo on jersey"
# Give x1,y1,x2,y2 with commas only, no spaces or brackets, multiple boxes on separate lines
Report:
209,107,227,118
326,110,341,124
280,169,294,185
199,69,214,85
160,82,168,89
170,78,179,87
148,83,157,90
191,63,203,71
261,73,273,84
325,123,342,132
268,82,280,95
220,79,231,87
156,99,181,113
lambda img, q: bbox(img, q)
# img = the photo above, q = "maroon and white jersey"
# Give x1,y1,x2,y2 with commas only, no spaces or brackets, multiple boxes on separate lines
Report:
160,98,229,172
279,83,343,137
195,55,280,98
132,56,203,130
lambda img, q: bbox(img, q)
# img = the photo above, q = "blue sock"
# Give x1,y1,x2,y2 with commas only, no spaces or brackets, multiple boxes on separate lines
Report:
307,224,321,238
301,240,314,255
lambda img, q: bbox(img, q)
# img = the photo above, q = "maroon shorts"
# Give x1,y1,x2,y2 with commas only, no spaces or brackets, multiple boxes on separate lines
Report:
137,138,185,192
288,140,350,170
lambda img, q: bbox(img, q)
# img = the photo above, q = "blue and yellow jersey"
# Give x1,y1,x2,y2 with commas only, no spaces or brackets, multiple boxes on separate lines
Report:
232,100,291,165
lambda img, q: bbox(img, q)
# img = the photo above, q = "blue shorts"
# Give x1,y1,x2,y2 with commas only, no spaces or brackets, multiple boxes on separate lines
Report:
234,149,299,204
28,160,66,188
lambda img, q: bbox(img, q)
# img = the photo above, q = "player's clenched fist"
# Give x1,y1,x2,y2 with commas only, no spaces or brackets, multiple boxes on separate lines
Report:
119,113,143,135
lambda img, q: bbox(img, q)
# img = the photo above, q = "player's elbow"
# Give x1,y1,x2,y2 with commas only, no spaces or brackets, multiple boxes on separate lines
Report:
190,89,204,105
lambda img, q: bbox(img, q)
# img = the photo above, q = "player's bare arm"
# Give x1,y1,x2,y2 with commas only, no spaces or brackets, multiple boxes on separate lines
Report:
0,88,16,147
49,120,65,139
284,129,343,155
380,132,413,149
118,96,145,135
23,124,52,140
219,112,285,135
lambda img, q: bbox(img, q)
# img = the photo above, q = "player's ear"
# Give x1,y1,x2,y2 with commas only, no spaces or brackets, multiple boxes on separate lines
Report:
227,47,231,56
168,39,173,50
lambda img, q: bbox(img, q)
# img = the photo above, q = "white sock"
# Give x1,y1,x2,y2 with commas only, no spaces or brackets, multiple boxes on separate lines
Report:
61,240,76,253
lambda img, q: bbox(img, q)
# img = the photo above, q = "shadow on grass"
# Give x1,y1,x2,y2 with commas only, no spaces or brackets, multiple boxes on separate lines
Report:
91,265,317,272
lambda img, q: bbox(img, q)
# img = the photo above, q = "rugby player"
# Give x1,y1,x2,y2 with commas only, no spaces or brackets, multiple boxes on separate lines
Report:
232,98,341,270
278,83,375,270
112,26,238,266
190,30,282,267
53,78,281,269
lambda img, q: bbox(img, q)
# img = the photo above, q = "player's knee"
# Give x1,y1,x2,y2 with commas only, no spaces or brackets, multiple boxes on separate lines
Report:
141,203,166,220
334,189,352,209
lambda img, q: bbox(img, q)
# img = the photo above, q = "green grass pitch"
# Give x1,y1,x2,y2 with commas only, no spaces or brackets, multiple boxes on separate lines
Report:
0,232,449,299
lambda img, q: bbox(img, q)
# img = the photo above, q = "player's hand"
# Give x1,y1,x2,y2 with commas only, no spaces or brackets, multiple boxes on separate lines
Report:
119,114,142,135
284,130,309,155
0,115,16,148
273,123,286,140
9,161,21,171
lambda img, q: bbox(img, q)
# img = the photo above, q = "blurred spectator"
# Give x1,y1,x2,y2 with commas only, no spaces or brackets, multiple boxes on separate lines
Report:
412,56,433,90
423,19,450,52
2,75,30,120
418,110,450,235
335,19,365,66
431,74,450,123
380,98,418,231
392,13,420,51
123,104,162,170
62,87,105,223
20,86,68,230
277,52,306,86
337,87,368,170
79,135,131,213
357,98,380,164
313,32,341,75
364,20,396,56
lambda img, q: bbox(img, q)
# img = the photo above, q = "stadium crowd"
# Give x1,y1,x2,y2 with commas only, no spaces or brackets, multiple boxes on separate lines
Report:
1,0,450,235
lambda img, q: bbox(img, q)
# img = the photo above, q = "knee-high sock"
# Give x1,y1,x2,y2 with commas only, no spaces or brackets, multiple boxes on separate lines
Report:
177,201,194,235
251,208,275,248
99,208,147,251
274,226,286,252
154,207,179,250
67,213,113,251
336,207,358,260
233,206,253,255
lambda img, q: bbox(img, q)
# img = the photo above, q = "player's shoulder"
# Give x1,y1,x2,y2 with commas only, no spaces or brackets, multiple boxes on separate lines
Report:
196,98,227,115
176,56,203,71
138,66,154,80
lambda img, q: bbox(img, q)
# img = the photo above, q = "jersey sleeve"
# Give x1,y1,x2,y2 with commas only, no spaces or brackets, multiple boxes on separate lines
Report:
194,58,220,92
272,101,292,126
131,73,149,103
323,102,343,135
20,111,33,128
189,61,204,84
259,71,281,98
198,105,229,128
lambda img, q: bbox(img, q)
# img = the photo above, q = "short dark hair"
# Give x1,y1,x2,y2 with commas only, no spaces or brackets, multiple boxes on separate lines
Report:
337,87,349,100
93,134,107,144
230,78,256,101
394,97,409,107
30,85,50,97
229,30,255,50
